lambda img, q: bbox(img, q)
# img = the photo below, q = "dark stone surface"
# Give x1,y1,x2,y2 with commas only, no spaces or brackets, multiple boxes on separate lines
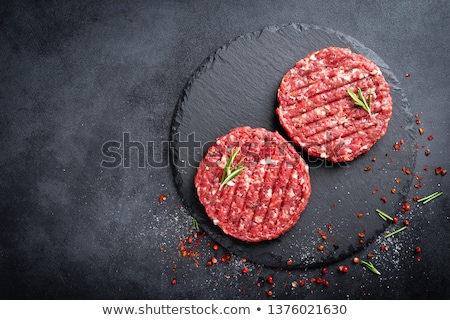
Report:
172,23,416,269
1,0,449,299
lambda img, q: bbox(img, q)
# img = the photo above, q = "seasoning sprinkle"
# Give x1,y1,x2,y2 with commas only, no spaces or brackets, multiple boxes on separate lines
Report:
417,191,443,204
384,226,408,238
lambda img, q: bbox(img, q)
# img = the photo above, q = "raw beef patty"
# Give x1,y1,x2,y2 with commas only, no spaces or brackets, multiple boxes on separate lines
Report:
277,47,393,163
195,127,311,242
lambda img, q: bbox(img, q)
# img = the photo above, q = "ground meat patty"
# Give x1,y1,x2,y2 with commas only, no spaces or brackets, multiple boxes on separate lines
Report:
195,127,311,242
277,47,393,163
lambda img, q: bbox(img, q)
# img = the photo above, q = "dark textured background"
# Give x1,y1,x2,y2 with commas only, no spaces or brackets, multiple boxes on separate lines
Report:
1,0,449,299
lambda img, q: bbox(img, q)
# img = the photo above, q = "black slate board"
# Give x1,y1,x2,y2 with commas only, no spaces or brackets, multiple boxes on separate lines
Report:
170,24,417,268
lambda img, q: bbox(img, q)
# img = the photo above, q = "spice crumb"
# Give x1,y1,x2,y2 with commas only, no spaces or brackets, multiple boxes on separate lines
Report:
158,193,167,203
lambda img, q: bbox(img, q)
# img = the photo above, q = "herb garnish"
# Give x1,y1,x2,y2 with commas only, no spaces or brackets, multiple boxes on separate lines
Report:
219,147,246,190
192,218,200,232
348,87,372,115
376,208,393,221
360,260,381,275
417,191,443,204
384,226,408,238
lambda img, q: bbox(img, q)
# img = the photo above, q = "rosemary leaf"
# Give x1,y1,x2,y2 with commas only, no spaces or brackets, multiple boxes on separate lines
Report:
360,260,381,275
219,147,246,190
219,167,245,190
376,208,393,221
348,87,372,115
417,191,443,204
384,226,408,239
192,218,200,231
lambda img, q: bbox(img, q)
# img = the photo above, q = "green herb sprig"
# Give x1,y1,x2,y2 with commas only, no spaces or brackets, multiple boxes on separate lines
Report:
347,87,372,115
192,218,200,232
376,209,393,221
219,147,246,190
384,226,408,239
360,260,381,275
417,191,443,204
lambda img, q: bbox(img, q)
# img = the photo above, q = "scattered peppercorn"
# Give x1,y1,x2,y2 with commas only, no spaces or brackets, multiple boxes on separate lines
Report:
403,220,410,226
401,202,411,212
317,229,327,241
221,253,231,263
415,246,421,253
158,193,167,203
322,267,328,275
171,279,177,285
338,265,349,273
353,257,360,264
242,267,249,274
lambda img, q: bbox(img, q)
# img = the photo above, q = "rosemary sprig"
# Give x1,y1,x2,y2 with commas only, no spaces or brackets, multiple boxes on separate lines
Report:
376,208,393,221
360,260,381,275
348,87,372,115
384,226,408,239
192,218,200,231
417,191,443,204
219,147,246,190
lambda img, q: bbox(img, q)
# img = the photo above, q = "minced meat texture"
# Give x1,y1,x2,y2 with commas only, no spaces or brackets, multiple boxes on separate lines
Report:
194,127,311,242
277,47,393,163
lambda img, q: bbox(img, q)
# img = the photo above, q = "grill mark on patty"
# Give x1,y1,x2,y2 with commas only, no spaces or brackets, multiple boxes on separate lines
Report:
268,159,296,232
300,120,389,160
280,72,376,110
